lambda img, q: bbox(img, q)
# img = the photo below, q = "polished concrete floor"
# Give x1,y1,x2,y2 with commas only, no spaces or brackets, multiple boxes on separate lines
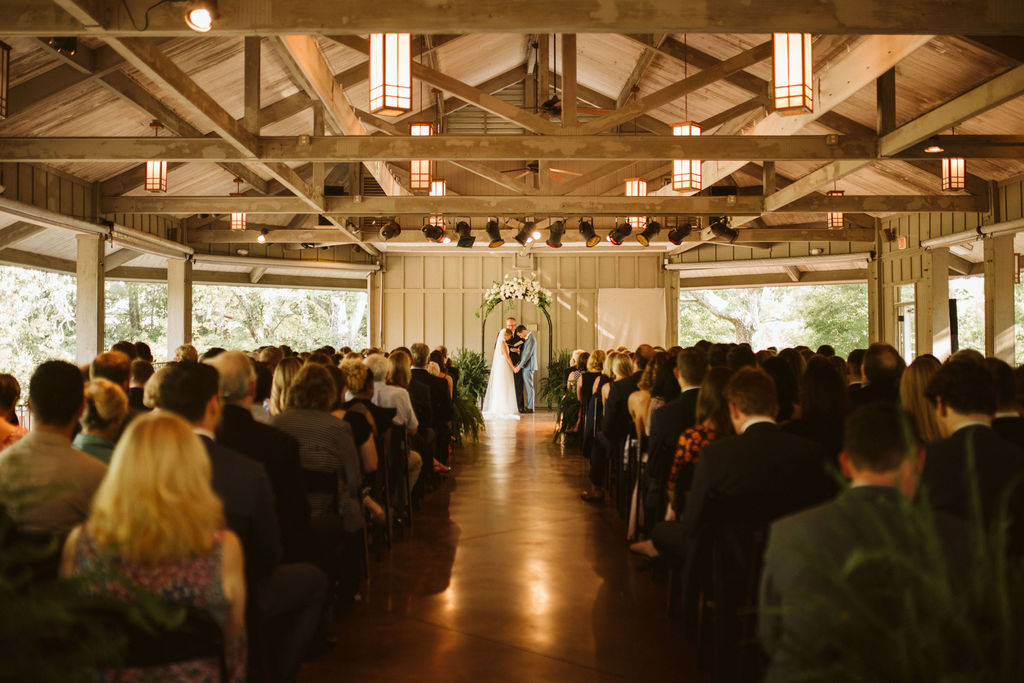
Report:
302,411,706,682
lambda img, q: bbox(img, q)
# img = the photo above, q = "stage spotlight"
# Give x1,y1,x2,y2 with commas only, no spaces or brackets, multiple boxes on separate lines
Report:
455,220,476,248
422,224,446,243
184,1,216,32
485,219,504,248
667,222,693,245
546,220,565,248
256,228,268,244
709,216,738,242
578,219,600,248
607,222,632,246
46,37,78,56
514,221,535,246
636,220,661,247
379,220,401,241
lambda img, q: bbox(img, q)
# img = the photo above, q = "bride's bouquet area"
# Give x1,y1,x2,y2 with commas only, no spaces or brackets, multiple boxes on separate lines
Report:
477,273,552,319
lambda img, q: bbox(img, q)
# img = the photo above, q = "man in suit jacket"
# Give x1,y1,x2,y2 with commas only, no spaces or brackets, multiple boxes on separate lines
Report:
411,343,453,467
206,351,311,563
160,360,328,682
851,343,904,408
647,347,707,502
759,403,967,683
922,359,1024,553
986,357,1024,449
514,325,538,412
639,367,833,560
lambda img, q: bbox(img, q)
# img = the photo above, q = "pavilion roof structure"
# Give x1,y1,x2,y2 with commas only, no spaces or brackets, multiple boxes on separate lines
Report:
1,1,1024,287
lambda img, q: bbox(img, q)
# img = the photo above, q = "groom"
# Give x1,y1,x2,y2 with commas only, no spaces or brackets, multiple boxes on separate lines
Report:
514,325,537,414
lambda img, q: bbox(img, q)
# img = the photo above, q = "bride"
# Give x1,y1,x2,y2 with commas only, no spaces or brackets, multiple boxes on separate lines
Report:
481,328,521,420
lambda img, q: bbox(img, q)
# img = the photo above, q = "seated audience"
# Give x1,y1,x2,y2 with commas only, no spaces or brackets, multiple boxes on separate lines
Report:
582,352,636,502
142,364,169,409
365,353,423,500
644,367,832,561
128,359,153,412
761,355,799,422
72,378,128,464
110,340,138,360
429,349,454,398
922,359,1024,553
0,360,107,536
411,343,452,468
628,351,669,439
900,355,943,443
759,402,966,683
0,374,28,451
60,412,246,682
133,341,153,363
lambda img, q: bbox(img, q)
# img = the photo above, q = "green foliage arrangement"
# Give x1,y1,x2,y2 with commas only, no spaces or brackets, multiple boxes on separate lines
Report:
539,349,580,442
451,392,484,444
764,458,1024,682
452,348,489,403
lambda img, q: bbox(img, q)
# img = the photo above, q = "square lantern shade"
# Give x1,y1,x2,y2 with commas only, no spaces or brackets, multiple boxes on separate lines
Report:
625,177,647,230
942,157,966,191
230,212,246,231
0,42,9,120
409,122,433,192
369,33,412,116
826,189,844,229
773,33,813,114
428,179,446,227
672,122,702,192
145,159,167,193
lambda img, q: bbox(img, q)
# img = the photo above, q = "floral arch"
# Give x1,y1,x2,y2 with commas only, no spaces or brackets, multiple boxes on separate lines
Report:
477,274,554,367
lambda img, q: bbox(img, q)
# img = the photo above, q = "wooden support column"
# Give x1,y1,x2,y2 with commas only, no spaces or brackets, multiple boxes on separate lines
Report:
312,102,325,194
876,67,896,135
75,234,105,364
167,258,193,359
984,233,1015,362
368,269,383,348
867,258,884,343
917,247,951,359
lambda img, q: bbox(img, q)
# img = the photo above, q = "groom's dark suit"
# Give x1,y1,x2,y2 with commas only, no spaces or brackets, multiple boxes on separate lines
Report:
507,333,525,412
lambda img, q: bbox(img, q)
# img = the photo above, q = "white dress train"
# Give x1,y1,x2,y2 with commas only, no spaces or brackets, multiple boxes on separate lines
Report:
481,331,521,421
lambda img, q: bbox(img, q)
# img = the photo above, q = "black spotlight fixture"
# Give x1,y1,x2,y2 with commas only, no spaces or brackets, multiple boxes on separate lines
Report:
607,221,632,246
514,221,535,246
636,219,661,247
485,219,504,248
46,37,78,56
379,220,401,241
578,218,600,248
546,220,566,248
455,220,476,248
708,216,738,243
667,221,694,245
422,224,446,243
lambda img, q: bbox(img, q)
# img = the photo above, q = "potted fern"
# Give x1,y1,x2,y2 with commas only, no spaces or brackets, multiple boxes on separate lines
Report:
451,348,486,443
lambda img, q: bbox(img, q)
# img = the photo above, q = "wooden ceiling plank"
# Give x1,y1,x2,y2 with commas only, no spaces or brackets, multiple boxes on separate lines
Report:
103,247,142,271
0,222,46,249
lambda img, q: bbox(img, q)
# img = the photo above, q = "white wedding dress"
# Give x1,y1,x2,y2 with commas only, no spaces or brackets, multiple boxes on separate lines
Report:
481,330,521,421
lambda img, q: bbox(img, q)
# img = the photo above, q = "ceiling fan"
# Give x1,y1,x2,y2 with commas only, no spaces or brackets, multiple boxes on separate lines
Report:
501,161,584,181
539,96,615,118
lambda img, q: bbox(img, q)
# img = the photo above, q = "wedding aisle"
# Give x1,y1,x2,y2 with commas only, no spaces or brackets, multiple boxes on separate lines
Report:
301,410,706,682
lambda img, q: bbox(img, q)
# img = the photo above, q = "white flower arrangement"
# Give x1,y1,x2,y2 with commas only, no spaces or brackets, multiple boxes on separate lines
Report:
477,273,552,319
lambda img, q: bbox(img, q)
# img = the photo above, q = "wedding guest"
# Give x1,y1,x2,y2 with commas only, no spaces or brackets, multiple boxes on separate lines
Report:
60,412,247,682
922,359,1024,553
133,341,153,363
174,344,199,363
582,353,635,503
0,374,28,451
900,355,943,444
987,357,1024,449
411,343,452,469
429,349,454,398
435,345,459,395
777,347,807,385
761,356,799,422
72,378,128,465
629,351,669,439
783,356,849,463
365,353,423,496
142,364,170,409
269,356,303,416
580,350,607,464
110,340,138,360
852,343,905,407
259,345,284,374
250,360,273,423
0,361,107,536
128,359,153,412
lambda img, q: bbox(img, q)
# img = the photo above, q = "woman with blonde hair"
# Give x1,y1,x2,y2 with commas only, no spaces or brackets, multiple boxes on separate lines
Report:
269,356,303,416
174,343,199,363
900,354,943,443
60,412,246,682
72,378,128,464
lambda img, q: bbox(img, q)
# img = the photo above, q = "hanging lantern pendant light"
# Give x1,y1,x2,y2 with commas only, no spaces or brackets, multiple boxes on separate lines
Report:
673,36,702,193
145,120,168,194
369,33,412,116
229,178,246,231
772,33,813,114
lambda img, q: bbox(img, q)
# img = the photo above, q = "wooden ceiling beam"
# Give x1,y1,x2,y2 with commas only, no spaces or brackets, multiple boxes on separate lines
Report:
6,134,888,162
576,41,771,135
615,34,668,110
0,222,46,249
103,247,142,271
100,193,986,216
18,1,1024,35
